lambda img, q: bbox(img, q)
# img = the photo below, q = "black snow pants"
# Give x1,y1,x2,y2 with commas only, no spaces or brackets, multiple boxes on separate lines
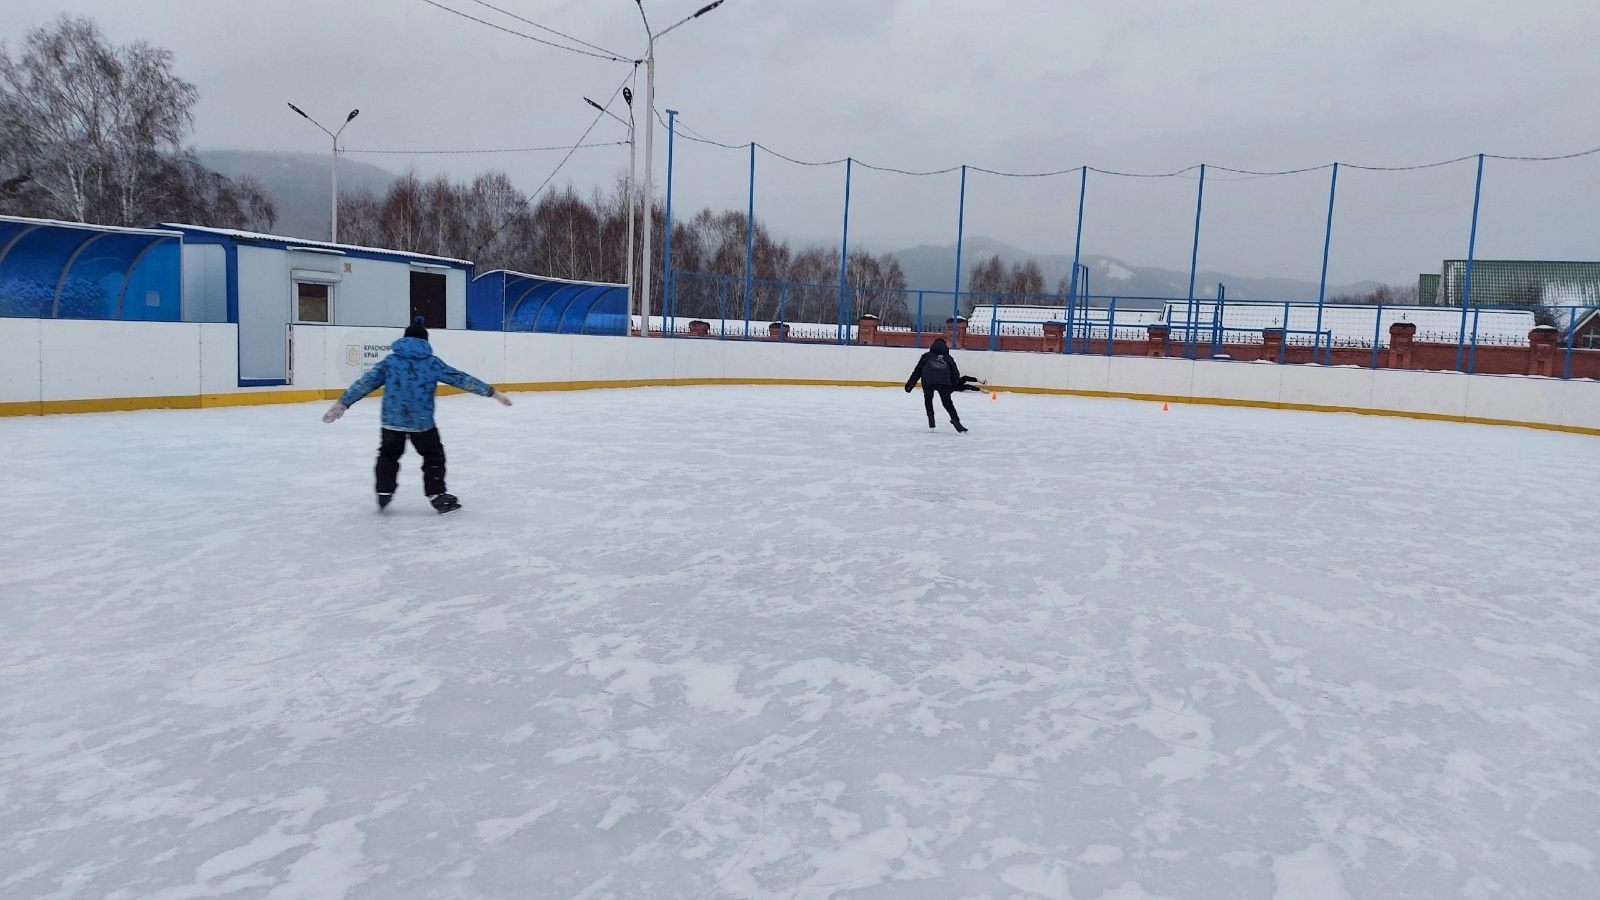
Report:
376,427,447,496
923,384,961,426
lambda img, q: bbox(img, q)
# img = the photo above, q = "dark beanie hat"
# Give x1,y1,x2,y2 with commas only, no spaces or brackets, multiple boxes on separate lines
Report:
403,316,428,340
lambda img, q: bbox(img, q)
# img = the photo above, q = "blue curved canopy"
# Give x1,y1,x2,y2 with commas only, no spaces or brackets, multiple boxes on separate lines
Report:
0,218,182,320
468,270,628,335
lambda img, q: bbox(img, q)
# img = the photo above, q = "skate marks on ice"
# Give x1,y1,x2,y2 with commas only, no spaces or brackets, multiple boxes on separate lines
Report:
2,387,1599,898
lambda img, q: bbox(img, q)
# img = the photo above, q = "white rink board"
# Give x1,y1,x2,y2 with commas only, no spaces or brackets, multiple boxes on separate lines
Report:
5,321,1600,434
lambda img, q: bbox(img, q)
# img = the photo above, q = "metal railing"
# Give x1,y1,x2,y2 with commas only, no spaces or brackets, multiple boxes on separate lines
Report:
654,270,1599,379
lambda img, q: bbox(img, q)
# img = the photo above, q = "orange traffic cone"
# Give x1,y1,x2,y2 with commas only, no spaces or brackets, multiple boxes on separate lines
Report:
1162,402,1170,412
990,391,998,401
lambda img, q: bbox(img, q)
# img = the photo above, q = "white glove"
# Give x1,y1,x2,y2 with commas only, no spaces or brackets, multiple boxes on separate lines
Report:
493,390,513,407
322,402,348,423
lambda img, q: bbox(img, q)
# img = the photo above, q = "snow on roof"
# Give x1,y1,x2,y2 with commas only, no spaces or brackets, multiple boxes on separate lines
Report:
1162,302,1536,347
480,269,628,290
159,223,473,267
966,305,1165,335
0,214,182,239
965,301,1539,345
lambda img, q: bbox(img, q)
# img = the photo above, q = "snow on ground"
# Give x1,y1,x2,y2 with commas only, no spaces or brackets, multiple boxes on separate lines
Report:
3,385,1599,900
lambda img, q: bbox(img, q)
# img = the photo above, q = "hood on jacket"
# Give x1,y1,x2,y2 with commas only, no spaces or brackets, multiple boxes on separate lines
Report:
930,338,949,354
391,336,434,360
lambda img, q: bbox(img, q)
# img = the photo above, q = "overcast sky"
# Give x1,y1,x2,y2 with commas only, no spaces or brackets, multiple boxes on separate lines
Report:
6,0,1599,285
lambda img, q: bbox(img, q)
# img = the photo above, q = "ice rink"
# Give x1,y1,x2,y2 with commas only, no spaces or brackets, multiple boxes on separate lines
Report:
3,385,1599,899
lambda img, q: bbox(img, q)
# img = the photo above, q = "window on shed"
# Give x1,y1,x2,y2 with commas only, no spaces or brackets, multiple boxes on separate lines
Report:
296,282,331,323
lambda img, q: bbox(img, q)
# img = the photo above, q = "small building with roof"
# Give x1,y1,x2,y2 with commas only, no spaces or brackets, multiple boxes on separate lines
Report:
1424,259,1600,308
162,225,473,385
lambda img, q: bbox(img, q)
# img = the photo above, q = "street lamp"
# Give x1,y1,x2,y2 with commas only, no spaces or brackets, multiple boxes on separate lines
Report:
287,104,360,243
634,0,728,337
587,89,638,334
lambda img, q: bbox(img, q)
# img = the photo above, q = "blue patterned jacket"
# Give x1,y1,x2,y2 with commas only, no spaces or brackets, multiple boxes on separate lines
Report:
338,338,493,431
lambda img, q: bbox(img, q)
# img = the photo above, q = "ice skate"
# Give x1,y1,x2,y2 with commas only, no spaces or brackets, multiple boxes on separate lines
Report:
429,493,462,514
377,493,393,510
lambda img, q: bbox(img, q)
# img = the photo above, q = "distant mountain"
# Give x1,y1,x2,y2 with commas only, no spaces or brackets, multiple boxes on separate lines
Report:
199,150,397,241
890,235,1381,322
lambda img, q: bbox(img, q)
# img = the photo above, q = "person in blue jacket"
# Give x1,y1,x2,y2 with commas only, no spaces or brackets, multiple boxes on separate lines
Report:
322,317,512,513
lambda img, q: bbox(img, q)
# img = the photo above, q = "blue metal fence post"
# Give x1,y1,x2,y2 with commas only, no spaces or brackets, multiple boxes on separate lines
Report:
1079,264,1091,353
989,292,999,351
954,165,968,328
1456,153,1485,372
778,281,788,341
1067,167,1088,355
1211,283,1223,357
745,141,756,339
1468,307,1482,374
1371,302,1383,369
915,291,925,348
837,157,852,344
663,108,679,337
1315,162,1339,365
1186,164,1207,307
1281,301,1290,363
1565,307,1577,379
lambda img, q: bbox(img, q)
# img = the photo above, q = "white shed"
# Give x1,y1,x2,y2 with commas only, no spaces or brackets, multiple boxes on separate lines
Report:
164,225,471,386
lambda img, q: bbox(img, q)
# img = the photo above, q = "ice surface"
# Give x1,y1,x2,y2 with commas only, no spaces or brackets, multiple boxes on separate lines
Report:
3,385,1599,899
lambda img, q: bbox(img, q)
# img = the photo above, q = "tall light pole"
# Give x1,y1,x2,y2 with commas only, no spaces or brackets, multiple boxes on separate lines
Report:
634,0,727,337
287,104,360,243
587,89,638,335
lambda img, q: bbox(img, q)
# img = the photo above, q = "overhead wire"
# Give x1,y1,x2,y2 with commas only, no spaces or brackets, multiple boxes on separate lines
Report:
419,0,634,63
1488,146,1600,162
462,0,630,60
1341,154,1480,172
653,111,1600,179
473,70,635,256
345,142,627,155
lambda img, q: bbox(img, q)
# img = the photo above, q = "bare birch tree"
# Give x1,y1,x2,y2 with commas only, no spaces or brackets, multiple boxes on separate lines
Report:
0,15,273,229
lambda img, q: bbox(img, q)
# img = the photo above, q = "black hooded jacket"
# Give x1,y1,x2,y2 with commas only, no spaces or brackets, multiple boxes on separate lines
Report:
906,338,962,390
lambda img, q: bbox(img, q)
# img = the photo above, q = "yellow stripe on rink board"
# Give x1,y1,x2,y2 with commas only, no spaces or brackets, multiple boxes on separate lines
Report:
2,379,1595,437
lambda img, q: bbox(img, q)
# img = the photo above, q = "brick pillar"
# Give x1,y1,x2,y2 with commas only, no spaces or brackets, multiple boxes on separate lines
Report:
1146,324,1170,358
768,322,790,341
1262,328,1286,363
1042,321,1066,354
948,317,968,349
688,319,710,337
858,314,879,346
1529,325,1560,376
1389,322,1416,369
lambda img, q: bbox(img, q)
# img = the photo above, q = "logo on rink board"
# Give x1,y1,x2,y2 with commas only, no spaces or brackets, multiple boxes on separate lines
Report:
344,344,388,371
336,337,395,381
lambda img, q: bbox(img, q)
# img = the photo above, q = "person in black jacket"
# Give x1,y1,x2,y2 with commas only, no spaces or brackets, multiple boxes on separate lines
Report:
905,338,970,433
